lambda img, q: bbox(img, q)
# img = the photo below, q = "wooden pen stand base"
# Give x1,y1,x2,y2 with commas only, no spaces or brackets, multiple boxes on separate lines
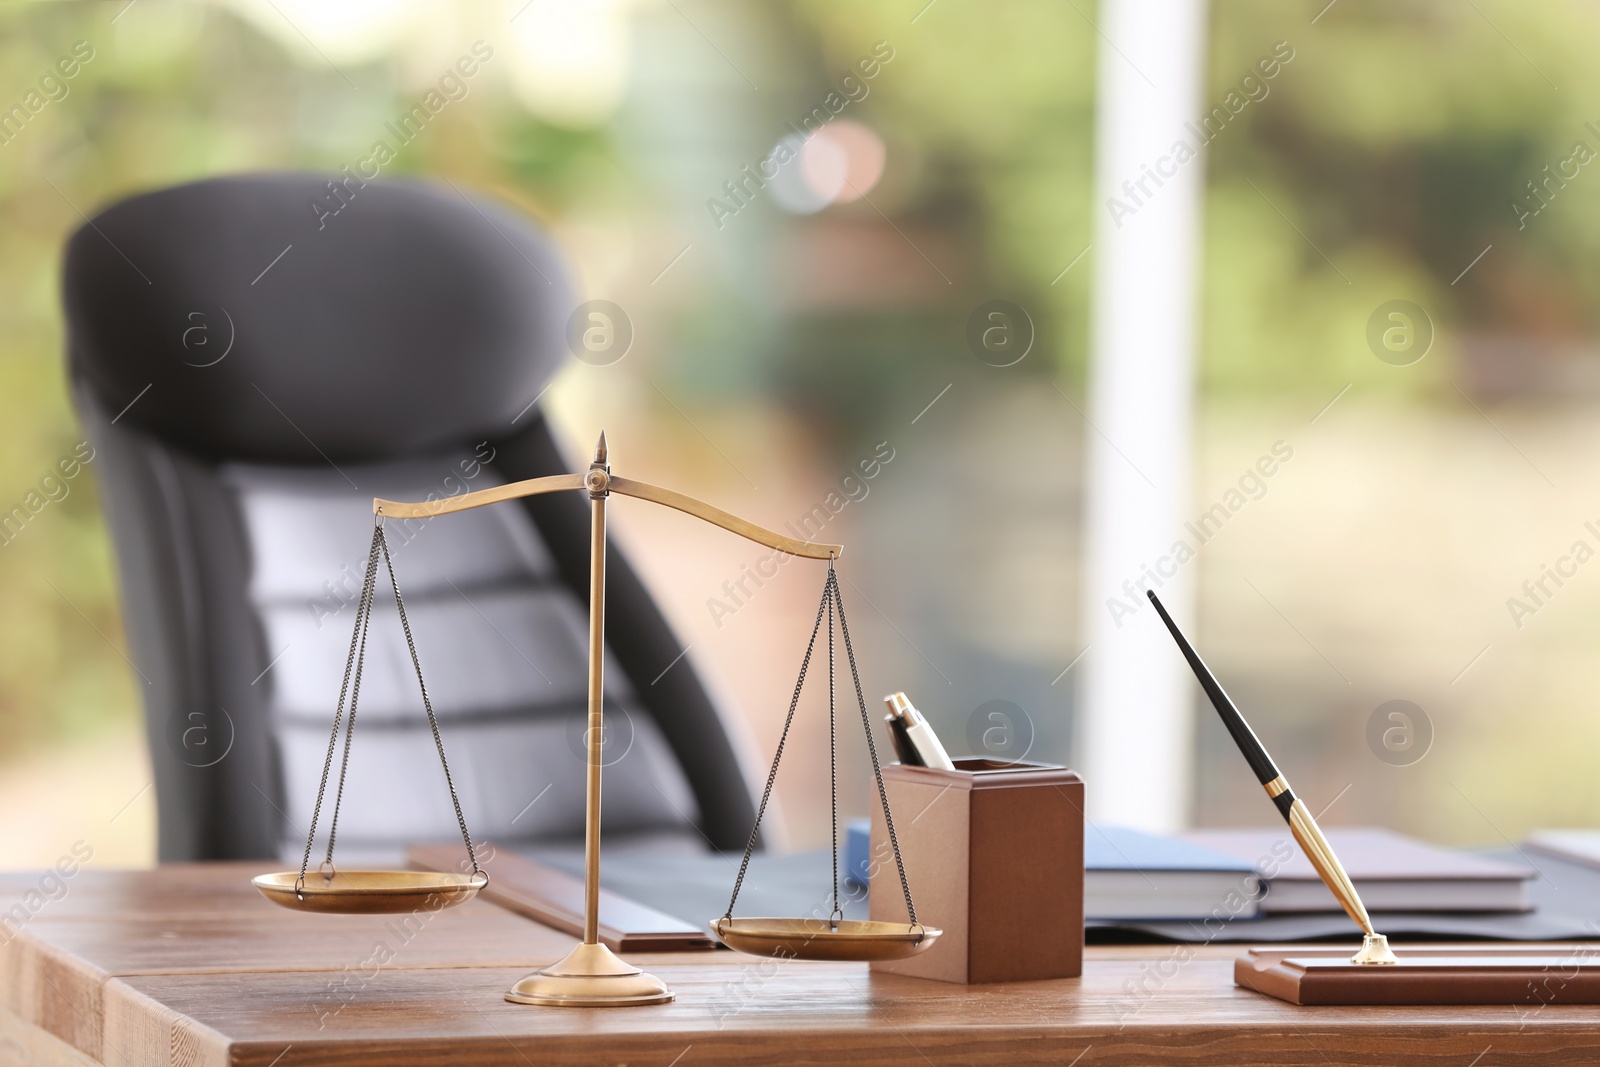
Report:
869,758,1084,984
1239,945,1600,1005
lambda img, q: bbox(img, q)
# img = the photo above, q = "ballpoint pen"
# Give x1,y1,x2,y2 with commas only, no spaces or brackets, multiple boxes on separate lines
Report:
884,692,956,771
883,703,922,766
1147,589,1398,965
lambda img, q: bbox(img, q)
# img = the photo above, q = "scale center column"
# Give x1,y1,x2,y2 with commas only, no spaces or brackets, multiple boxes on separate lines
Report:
505,433,674,1006
583,443,608,945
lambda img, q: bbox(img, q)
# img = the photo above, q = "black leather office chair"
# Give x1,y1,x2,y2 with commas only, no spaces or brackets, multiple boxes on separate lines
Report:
61,173,759,863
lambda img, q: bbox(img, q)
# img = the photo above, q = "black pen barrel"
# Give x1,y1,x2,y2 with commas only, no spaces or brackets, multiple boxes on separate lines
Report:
1146,590,1283,788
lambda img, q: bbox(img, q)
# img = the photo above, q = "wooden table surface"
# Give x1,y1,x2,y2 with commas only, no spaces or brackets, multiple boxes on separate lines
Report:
4,864,1600,1066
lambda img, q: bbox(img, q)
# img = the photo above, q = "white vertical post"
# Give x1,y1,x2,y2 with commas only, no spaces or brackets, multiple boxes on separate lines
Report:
1076,0,1209,832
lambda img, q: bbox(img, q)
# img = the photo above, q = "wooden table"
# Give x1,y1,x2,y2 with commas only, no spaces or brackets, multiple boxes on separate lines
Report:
4,864,1600,1065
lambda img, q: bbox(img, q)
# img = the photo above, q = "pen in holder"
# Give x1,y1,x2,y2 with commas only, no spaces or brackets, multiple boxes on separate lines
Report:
883,692,954,769
868,758,1084,984
883,710,920,766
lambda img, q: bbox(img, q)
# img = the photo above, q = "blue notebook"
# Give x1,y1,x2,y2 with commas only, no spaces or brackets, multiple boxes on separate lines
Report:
1086,824,1262,920
846,819,1261,921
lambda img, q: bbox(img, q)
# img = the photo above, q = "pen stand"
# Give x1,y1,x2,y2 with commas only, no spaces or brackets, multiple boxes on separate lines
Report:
1237,947,1600,1005
868,758,1084,984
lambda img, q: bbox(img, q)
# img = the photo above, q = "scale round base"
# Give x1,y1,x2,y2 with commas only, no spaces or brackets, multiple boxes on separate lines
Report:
505,942,674,1007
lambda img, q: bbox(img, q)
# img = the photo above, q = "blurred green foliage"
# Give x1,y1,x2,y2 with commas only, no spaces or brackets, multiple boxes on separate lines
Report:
788,0,1600,402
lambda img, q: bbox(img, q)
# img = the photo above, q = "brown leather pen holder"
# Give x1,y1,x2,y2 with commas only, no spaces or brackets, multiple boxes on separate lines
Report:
868,757,1084,984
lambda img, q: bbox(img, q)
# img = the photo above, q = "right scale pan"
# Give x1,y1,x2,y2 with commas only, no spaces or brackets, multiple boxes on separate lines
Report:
709,564,938,965
710,917,940,963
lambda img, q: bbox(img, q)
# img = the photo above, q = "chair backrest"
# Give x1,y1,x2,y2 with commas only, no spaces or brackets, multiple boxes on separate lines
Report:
61,173,759,863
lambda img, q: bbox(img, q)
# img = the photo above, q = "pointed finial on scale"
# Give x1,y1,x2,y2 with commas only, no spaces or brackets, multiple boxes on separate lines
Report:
594,430,608,465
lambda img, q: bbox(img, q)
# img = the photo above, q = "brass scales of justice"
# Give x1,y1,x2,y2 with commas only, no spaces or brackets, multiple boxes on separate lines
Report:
253,433,939,1006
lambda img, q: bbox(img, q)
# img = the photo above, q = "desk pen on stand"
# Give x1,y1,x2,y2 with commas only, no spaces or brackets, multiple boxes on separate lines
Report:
1146,590,1399,966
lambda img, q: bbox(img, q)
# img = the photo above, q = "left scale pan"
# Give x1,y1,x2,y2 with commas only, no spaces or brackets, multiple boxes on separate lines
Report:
251,516,491,919
253,869,488,915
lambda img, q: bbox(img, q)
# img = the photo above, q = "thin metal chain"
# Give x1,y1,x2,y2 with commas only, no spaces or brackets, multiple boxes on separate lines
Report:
378,526,484,879
722,571,832,921
322,530,382,869
296,521,486,890
832,570,919,928
298,524,382,894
